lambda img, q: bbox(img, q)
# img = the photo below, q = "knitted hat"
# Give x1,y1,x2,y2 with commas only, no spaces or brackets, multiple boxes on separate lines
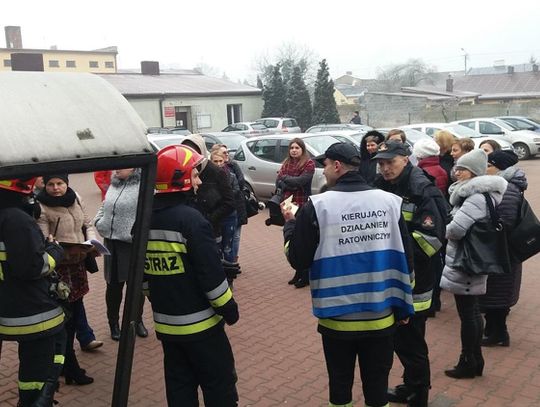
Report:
488,150,519,170
455,149,487,176
43,174,69,185
413,138,440,159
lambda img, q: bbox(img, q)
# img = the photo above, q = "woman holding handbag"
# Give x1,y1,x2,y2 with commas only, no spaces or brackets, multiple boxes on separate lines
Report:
481,151,526,347
440,149,508,379
276,138,315,288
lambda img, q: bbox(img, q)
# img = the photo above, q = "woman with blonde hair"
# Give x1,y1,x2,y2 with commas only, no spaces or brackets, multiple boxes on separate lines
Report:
434,130,456,182
276,138,315,288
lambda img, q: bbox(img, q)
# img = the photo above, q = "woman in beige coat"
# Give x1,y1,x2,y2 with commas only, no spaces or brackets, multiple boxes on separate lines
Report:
36,174,98,386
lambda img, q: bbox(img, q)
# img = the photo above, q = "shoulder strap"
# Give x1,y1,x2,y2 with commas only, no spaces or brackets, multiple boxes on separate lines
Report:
482,192,500,227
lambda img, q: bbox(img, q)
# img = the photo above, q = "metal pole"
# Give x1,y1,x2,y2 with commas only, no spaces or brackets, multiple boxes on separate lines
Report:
111,159,157,407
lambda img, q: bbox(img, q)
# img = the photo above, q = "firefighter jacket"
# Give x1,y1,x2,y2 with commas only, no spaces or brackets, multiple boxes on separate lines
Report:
375,163,449,313
283,171,415,339
0,205,65,341
144,193,238,342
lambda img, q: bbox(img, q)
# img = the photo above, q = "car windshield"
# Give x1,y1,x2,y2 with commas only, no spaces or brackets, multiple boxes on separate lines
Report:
444,124,482,138
151,137,184,149
403,129,430,143
250,124,268,130
492,119,517,131
303,135,341,154
217,134,246,150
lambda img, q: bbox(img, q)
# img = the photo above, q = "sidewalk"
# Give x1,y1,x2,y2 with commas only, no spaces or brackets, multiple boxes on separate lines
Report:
2,165,540,406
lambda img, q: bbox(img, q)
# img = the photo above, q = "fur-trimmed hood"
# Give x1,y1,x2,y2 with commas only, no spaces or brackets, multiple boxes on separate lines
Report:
448,175,507,206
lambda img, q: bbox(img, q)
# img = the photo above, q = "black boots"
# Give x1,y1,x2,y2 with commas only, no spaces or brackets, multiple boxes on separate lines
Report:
288,270,300,285
444,353,482,379
288,269,309,288
387,384,429,407
23,380,58,407
136,321,148,338
482,308,510,347
110,322,120,341
481,330,510,347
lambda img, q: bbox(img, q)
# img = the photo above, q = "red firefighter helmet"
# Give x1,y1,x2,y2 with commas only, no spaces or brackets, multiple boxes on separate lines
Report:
155,145,205,193
0,178,36,195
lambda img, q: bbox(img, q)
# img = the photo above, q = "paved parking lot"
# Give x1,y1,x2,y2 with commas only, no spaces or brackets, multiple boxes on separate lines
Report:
2,160,540,406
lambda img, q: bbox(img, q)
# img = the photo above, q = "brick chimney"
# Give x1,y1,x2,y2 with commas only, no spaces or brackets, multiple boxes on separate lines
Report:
446,75,454,92
507,66,514,74
346,71,353,76
141,61,159,75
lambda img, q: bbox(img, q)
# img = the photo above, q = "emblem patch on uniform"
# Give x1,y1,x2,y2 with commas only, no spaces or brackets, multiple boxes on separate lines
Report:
421,215,434,229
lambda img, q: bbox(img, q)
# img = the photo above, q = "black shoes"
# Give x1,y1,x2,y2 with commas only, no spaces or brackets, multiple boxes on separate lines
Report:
65,369,94,385
110,322,120,341
444,354,481,379
136,321,148,338
387,384,429,406
387,384,412,403
294,278,309,288
481,331,510,347
288,271,300,285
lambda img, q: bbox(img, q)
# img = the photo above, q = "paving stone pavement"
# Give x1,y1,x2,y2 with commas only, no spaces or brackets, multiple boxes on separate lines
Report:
2,162,540,406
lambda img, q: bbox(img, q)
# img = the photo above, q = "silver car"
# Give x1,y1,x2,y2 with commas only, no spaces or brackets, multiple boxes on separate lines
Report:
222,122,270,136
233,134,342,200
305,123,373,133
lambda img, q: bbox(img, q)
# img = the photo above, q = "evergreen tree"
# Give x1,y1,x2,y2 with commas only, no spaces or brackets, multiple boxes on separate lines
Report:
261,64,287,117
286,66,312,130
312,59,340,124
256,75,263,90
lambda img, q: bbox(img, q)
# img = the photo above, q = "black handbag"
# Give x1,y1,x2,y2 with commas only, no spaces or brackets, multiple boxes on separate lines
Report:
453,193,511,276
509,197,540,262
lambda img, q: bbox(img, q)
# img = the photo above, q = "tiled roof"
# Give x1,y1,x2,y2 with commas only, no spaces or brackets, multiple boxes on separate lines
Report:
453,71,540,95
98,72,262,97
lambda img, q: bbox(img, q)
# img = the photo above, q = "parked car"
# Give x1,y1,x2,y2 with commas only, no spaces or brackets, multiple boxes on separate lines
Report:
254,117,301,134
308,130,365,152
147,133,188,151
233,134,342,200
401,123,514,152
147,127,192,136
497,116,540,133
450,118,540,159
200,132,247,155
222,122,270,136
305,123,373,133
374,128,432,148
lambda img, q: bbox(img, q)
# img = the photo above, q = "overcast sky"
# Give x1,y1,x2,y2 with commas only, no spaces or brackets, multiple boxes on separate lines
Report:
3,0,540,83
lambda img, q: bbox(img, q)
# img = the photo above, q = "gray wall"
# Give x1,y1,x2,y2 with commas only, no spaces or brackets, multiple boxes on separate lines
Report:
361,94,540,127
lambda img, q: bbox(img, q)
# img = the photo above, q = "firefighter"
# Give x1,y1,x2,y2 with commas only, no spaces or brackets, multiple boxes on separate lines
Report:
282,143,415,407
0,177,66,407
374,141,449,407
145,145,239,407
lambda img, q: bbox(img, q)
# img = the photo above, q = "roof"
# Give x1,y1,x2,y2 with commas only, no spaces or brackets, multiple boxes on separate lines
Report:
0,46,118,55
453,71,540,96
468,63,536,76
0,71,150,169
365,90,454,101
401,86,479,98
98,72,262,97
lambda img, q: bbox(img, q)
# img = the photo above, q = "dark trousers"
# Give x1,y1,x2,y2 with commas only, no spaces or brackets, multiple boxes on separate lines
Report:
161,329,238,407
454,295,483,356
322,334,394,407
484,307,509,337
106,280,144,325
394,314,430,389
64,299,86,376
18,330,65,406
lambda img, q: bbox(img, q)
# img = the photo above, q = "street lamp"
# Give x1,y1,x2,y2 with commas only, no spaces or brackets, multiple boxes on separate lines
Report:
461,48,469,74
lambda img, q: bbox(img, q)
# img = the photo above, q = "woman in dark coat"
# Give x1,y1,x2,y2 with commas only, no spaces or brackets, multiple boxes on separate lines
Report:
358,130,385,184
481,150,526,346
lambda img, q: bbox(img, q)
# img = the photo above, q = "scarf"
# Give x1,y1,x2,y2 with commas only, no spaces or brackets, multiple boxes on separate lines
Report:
37,187,77,208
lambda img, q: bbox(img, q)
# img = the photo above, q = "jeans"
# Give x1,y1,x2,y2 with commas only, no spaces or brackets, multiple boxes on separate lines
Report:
454,294,483,355
221,211,237,263
73,297,96,347
231,226,242,261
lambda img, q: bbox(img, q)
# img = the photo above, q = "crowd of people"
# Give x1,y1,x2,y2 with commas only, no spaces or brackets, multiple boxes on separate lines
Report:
0,126,530,407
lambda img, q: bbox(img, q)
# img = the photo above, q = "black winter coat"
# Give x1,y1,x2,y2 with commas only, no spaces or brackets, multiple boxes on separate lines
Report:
480,167,527,309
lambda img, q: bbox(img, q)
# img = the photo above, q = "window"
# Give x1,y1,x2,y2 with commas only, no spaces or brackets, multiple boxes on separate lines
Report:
459,121,475,130
250,139,279,162
479,121,503,134
258,119,278,128
105,61,114,69
66,60,76,68
425,127,438,136
3,59,11,67
48,60,60,68
283,119,298,128
234,146,245,161
89,61,99,68
227,104,242,124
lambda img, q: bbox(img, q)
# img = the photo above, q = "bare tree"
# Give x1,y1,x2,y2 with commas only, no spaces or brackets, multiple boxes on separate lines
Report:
193,62,221,78
375,59,437,91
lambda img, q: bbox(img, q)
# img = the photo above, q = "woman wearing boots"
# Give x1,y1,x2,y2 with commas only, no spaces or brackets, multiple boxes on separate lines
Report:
440,149,508,379
481,151,526,347
94,168,148,341
276,138,315,288
36,174,97,385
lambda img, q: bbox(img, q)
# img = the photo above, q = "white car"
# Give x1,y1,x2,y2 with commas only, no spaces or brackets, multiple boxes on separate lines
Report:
233,133,341,200
401,123,514,152
255,117,301,134
450,118,540,159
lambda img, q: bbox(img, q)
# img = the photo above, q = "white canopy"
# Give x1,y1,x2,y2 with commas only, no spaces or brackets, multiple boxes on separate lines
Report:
0,71,151,167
